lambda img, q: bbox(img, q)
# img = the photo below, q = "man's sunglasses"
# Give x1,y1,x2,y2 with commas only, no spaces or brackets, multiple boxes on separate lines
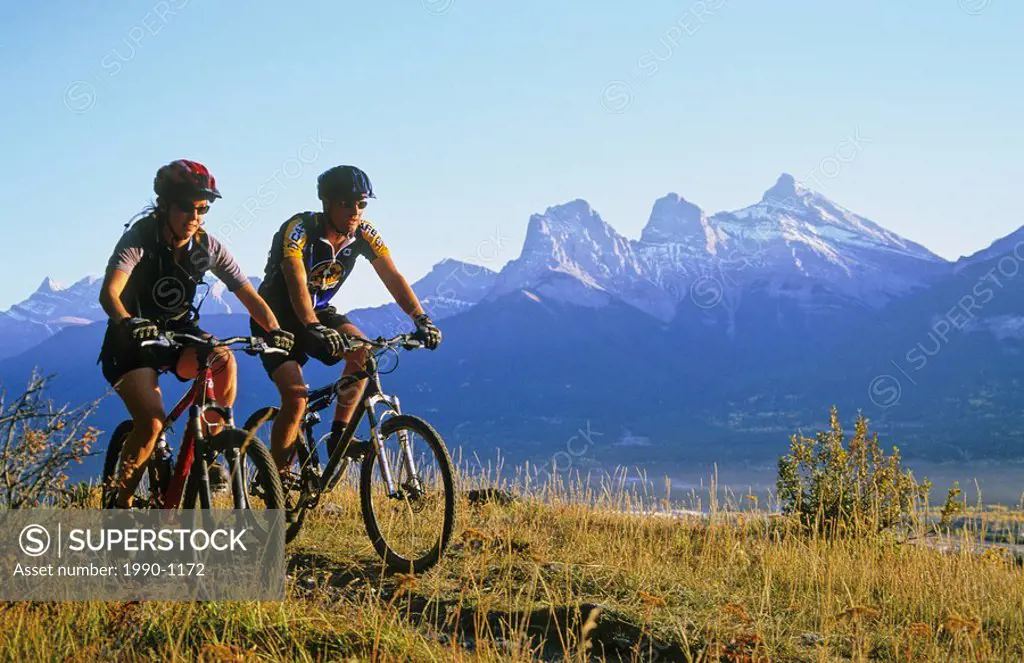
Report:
175,201,211,216
335,198,369,210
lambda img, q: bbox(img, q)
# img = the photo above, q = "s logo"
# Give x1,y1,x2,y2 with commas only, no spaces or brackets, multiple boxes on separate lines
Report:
153,277,187,311
19,525,50,557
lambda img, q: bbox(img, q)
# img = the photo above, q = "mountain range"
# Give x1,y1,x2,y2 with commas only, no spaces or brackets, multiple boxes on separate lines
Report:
3,174,1022,479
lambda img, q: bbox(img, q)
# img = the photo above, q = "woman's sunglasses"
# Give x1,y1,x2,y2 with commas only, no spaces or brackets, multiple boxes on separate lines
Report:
175,201,211,216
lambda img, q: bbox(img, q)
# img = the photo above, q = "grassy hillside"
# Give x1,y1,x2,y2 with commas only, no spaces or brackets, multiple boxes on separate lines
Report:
1,469,1022,662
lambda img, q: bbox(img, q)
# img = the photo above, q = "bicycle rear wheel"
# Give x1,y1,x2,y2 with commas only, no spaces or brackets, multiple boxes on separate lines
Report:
101,420,168,509
359,415,457,573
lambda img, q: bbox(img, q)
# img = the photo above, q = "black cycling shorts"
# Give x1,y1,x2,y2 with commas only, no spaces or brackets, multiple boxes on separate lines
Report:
250,307,351,378
98,322,208,387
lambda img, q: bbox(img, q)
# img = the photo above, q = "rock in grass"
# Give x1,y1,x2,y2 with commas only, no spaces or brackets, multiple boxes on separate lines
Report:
465,488,518,506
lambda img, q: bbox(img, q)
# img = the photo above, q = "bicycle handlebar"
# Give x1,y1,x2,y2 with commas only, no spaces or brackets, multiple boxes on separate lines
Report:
342,332,424,352
144,330,423,357
141,332,288,355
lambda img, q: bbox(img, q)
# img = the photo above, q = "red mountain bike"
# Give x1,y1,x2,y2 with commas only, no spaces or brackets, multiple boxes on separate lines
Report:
102,332,285,513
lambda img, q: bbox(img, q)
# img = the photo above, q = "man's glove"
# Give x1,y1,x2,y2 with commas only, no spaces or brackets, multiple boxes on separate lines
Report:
120,317,160,343
305,323,347,358
413,313,442,350
267,328,295,352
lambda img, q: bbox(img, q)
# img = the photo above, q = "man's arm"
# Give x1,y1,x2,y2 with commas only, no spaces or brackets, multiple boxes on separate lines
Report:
283,256,319,325
372,255,425,319
234,282,283,332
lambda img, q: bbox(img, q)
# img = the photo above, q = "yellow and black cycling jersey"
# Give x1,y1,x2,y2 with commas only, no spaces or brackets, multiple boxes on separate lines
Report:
259,211,389,321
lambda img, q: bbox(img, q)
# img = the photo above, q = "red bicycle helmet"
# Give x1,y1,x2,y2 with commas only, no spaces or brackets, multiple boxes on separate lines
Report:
154,159,222,201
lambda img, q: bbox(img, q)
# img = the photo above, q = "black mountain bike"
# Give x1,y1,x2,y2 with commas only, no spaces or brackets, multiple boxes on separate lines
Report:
243,332,457,573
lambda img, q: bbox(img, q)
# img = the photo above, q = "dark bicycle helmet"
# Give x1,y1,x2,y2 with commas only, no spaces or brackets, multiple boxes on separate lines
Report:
154,159,222,201
317,165,375,202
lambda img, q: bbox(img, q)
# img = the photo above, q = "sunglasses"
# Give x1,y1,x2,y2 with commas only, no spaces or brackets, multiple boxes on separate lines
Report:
335,198,369,210
175,201,211,216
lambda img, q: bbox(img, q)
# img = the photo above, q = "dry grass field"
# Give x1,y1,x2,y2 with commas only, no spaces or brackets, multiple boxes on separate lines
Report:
0,463,1021,662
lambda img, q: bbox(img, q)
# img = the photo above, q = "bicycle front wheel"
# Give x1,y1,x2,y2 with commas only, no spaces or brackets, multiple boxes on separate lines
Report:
359,415,457,574
182,428,286,513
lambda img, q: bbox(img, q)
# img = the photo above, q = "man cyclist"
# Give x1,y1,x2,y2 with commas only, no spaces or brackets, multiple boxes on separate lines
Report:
251,165,442,475
99,159,294,508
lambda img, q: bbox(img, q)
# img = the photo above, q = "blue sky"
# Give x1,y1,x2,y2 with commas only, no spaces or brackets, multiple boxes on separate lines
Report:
1,1,1020,311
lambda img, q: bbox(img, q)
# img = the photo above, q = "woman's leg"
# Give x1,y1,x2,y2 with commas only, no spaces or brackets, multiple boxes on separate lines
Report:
112,368,165,507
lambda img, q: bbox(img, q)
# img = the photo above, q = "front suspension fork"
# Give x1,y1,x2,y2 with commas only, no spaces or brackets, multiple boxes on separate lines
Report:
366,394,422,497
191,405,212,509
192,403,236,509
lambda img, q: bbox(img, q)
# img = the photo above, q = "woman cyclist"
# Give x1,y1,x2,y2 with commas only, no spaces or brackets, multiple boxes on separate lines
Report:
98,159,294,508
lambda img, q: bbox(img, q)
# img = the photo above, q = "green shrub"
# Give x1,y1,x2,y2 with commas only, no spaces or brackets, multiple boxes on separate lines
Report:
776,406,930,537
939,481,965,528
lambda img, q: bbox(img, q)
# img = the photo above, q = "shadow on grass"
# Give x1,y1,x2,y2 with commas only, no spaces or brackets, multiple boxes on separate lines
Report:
286,552,686,661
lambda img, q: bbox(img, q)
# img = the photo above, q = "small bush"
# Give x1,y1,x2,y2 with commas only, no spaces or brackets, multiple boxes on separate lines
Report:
776,406,930,537
0,371,99,508
939,481,965,528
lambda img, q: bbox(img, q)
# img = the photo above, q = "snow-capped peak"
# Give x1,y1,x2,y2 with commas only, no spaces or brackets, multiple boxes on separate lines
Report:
488,199,676,319
520,199,612,259
640,194,706,243
731,173,939,261
487,179,950,320
518,199,637,283
760,172,806,205
37,277,66,294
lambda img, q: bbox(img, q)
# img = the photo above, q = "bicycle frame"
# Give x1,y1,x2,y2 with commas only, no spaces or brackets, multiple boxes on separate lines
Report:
298,344,420,499
158,350,235,510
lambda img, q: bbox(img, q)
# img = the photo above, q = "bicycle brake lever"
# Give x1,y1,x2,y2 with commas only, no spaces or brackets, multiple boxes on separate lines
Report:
246,338,288,356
